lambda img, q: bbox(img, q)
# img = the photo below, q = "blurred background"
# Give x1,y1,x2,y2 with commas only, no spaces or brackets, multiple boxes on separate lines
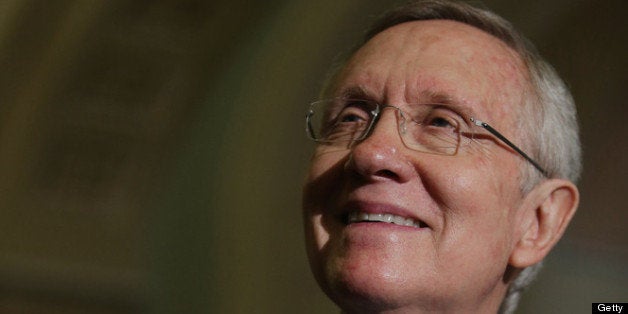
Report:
0,0,625,313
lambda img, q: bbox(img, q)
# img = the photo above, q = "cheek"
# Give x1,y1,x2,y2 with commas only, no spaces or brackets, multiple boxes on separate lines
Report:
307,146,351,178
421,158,487,211
302,149,349,245
302,150,352,291
443,150,521,206
303,150,347,209
424,157,519,250
429,164,518,285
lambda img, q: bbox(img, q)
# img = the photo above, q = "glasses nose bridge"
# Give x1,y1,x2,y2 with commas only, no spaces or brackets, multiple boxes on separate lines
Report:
365,104,406,142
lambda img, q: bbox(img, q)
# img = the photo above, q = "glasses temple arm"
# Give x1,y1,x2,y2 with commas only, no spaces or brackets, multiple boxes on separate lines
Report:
470,118,549,177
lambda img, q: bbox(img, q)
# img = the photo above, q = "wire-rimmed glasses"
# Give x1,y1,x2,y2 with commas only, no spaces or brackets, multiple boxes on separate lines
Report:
305,98,548,176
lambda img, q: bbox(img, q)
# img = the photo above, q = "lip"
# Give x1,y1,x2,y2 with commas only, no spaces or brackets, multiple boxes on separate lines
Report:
340,200,430,229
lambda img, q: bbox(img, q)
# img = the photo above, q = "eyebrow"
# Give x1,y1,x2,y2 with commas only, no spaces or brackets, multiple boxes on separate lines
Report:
334,85,479,125
417,90,478,123
336,85,374,100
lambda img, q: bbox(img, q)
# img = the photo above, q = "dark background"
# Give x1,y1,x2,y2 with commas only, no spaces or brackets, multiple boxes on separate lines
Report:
0,0,626,313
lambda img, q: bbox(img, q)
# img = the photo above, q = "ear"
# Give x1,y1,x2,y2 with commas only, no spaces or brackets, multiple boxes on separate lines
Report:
509,179,579,268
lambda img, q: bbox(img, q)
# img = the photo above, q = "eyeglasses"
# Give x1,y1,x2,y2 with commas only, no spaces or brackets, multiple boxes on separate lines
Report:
305,98,548,176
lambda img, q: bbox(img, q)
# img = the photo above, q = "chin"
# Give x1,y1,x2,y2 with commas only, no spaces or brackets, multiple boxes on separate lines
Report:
313,252,503,313
325,281,426,314
317,255,436,313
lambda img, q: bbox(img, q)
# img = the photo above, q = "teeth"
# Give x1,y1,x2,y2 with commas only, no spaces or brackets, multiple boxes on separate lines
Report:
346,211,425,228
404,218,415,227
383,214,393,223
392,215,405,225
358,212,369,220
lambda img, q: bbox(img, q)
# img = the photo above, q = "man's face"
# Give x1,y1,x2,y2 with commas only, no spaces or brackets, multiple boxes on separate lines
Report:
302,20,532,312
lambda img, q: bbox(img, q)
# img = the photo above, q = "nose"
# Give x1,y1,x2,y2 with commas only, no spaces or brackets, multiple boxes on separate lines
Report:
345,108,415,183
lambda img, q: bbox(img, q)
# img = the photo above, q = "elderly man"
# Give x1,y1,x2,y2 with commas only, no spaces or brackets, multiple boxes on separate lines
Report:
302,0,581,313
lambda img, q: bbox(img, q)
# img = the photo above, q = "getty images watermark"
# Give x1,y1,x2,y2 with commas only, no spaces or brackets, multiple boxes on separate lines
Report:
593,303,627,313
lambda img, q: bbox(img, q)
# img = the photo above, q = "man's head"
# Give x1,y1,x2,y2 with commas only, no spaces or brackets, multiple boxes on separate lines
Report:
302,1,581,313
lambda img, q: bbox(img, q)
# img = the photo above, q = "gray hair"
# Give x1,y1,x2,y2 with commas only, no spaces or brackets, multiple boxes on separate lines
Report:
320,0,582,313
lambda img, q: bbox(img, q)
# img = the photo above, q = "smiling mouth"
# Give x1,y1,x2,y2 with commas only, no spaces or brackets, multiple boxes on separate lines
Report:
345,211,428,228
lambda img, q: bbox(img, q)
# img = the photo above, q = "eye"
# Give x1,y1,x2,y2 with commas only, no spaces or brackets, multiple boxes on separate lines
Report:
338,111,367,123
428,116,455,128
423,110,460,130
335,101,371,123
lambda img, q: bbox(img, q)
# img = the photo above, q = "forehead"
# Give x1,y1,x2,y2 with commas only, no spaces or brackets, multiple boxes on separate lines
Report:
331,20,529,124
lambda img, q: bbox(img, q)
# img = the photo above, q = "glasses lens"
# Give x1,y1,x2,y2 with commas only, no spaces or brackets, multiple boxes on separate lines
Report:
307,99,377,144
306,100,471,155
396,105,464,155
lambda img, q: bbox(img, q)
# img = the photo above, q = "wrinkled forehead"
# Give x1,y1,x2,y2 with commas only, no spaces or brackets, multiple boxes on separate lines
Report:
327,20,530,125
